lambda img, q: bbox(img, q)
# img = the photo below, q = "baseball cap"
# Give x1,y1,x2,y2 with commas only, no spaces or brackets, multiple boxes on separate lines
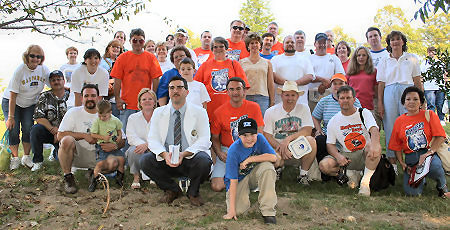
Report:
49,70,64,79
276,81,305,96
238,118,258,135
315,33,328,42
330,73,347,83
175,28,188,37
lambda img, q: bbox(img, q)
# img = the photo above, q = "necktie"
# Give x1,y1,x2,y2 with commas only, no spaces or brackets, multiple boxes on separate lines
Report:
174,110,181,148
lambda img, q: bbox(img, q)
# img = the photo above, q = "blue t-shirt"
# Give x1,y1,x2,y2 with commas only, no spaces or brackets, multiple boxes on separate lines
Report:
224,133,276,191
260,53,275,60
156,68,180,99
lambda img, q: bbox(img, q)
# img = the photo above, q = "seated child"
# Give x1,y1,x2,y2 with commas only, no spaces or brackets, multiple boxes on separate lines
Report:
223,118,278,224
88,100,125,192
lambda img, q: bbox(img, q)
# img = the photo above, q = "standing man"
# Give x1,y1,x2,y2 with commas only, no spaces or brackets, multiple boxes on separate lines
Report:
226,20,250,61
325,30,335,54
365,27,389,68
194,31,214,67
140,76,212,206
319,86,381,196
171,28,199,68
210,77,265,192
271,35,314,105
308,33,345,112
267,22,284,55
110,28,162,131
114,31,127,51
294,30,310,58
260,33,275,60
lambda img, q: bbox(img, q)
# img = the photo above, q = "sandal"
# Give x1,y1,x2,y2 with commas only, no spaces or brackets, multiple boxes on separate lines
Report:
131,182,141,189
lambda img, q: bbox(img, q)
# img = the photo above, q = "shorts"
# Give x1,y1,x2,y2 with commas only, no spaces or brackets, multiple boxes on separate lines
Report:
95,144,125,162
211,146,228,178
72,141,97,169
323,149,365,171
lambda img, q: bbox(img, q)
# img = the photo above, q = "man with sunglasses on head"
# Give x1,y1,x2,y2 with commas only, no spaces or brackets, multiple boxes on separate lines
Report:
226,20,250,61
169,28,198,69
111,28,162,132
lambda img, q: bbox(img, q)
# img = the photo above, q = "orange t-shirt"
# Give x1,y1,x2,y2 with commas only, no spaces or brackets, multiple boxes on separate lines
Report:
326,47,335,55
110,51,162,110
226,39,249,61
389,110,446,154
194,59,249,119
211,100,264,147
194,48,214,67
271,41,284,55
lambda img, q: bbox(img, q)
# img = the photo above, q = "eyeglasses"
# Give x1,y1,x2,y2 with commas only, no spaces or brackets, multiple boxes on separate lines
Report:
232,26,244,31
132,38,145,44
29,54,43,59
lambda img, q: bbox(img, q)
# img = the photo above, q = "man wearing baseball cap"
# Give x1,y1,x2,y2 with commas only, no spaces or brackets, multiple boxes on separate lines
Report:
170,28,198,68
223,117,278,224
263,81,317,184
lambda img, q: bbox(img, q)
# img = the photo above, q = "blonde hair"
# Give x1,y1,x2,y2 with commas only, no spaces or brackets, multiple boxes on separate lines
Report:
137,88,157,110
346,46,375,76
22,45,45,65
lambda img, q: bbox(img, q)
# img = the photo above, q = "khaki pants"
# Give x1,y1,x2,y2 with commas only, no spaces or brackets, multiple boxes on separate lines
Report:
226,162,277,216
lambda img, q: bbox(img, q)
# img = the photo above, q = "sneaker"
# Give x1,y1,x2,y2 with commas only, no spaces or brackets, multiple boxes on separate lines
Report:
88,173,100,192
48,145,56,161
10,157,20,170
347,170,361,189
441,121,447,127
437,185,449,198
275,166,284,181
31,162,43,172
115,171,124,187
297,174,310,185
64,173,78,194
263,216,277,224
392,164,399,176
358,184,371,196
178,177,190,193
21,155,33,168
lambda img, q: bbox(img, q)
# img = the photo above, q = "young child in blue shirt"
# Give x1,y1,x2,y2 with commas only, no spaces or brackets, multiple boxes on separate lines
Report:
223,118,278,224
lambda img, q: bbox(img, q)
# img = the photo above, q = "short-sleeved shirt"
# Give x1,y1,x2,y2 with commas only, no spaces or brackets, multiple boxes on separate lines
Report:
91,115,122,144
110,51,162,110
326,109,378,152
33,89,70,127
224,133,276,191
370,48,389,69
309,54,344,90
194,59,249,119
3,64,50,108
70,65,109,97
389,110,445,154
194,47,214,67
271,41,284,55
156,68,180,99
211,100,264,147
226,39,249,61
186,81,210,107
263,103,313,142
347,69,377,110
376,52,421,86
312,94,361,134
60,63,80,87
58,106,98,151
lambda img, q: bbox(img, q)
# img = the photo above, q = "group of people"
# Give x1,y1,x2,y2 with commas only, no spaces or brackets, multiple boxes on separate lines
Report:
2,20,449,225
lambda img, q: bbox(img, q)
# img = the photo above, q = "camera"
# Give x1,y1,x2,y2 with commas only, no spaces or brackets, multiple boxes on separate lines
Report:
336,165,349,186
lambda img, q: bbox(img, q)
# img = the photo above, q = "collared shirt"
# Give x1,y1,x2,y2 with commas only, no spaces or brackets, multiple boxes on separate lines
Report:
33,89,70,127
165,103,189,151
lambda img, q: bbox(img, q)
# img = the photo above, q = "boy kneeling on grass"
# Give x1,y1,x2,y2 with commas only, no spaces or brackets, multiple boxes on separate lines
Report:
88,100,125,192
223,118,278,224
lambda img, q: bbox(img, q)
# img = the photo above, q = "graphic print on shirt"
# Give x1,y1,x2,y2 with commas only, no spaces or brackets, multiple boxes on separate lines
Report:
197,54,210,66
22,75,45,87
84,121,93,133
211,68,229,92
341,124,366,152
239,149,258,178
230,115,248,142
226,49,241,61
274,116,302,140
405,122,427,152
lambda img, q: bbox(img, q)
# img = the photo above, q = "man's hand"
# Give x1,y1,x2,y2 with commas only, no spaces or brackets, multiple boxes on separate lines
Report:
116,98,125,111
5,118,15,130
336,153,350,167
162,151,183,168
84,133,97,144
49,126,58,135
134,143,148,154
279,139,292,160
318,84,327,94
315,129,324,137
240,158,250,170
217,150,227,163
99,142,118,152
377,101,384,119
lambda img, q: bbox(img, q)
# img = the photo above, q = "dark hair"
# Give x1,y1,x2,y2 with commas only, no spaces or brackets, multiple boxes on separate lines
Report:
82,48,101,65
114,31,126,41
200,31,211,38
401,86,425,105
336,85,356,98
335,41,351,57
169,46,192,64
168,76,188,90
226,77,246,89
97,100,112,114
262,32,275,41
386,31,408,53
166,34,174,41
211,37,229,51
130,28,145,39
244,33,262,52
230,19,245,28
294,30,305,37
365,27,381,39
81,83,99,96
179,57,195,69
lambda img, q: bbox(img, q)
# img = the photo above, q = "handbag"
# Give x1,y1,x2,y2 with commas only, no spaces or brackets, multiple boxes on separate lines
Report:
424,110,450,172
0,130,11,171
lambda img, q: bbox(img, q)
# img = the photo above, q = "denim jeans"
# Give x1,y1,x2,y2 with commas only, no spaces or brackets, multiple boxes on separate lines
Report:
119,108,139,134
111,102,120,119
2,98,35,145
383,83,411,158
30,124,59,163
246,95,269,117
403,153,448,196
425,90,445,121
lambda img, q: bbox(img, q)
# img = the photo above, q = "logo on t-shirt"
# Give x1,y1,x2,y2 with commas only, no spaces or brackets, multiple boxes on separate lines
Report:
226,50,241,61
230,115,248,142
274,116,302,140
406,122,427,151
211,68,229,92
197,54,210,66
341,124,366,152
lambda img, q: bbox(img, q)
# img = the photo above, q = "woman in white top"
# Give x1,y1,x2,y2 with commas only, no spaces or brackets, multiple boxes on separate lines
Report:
155,42,174,74
100,40,123,118
2,45,50,170
126,88,157,189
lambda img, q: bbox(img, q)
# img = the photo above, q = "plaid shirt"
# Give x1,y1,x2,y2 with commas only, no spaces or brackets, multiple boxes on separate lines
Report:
33,89,70,127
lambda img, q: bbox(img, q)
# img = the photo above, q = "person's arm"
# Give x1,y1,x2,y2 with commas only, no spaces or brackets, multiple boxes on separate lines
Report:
6,92,17,130
74,92,82,107
114,78,124,110
368,126,381,158
91,133,110,142
272,72,285,85
240,153,277,169
312,116,324,136
395,150,406,171
295,74,314,86
263,132,280,151
57,131,96,144
36,118,58,135
201,102,208,109
326,143,349,166
377,81,385,119
152,77,159,93
212,134,227,162
223,179,238,220
267,62,275,107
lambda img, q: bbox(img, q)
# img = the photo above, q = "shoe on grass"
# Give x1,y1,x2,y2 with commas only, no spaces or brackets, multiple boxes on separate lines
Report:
10,157,20,170
64,173,78,194
88,174,100,192
31,162,43,172
115,171,124,187
21,155,33,168
297,174,310,185
358,183,371,196
263,216,276,224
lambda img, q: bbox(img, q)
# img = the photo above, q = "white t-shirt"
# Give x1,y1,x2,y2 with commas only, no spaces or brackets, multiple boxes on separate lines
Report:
3,64,50,107
60,63,80,107
309,54,344,90
186,81,211,107
326,108,378,152
376,52,421,86
264,103,313,142
126,111,151,146
70,65,109,96
58,106,98,151
420,60,439,91
295,50,311,59
271,54,314,104
370,48,389,69
158,60,175,75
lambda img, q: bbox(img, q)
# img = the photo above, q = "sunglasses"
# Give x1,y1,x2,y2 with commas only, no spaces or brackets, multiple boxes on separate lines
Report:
232,26,244,31
132,38,145,44
29,54,44,59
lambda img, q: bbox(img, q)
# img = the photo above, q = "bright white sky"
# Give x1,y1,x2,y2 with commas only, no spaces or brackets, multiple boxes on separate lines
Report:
0,0,422,84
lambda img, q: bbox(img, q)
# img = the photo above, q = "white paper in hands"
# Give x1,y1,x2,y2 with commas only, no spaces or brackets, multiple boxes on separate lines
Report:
169,145,180,165
288,136,312,159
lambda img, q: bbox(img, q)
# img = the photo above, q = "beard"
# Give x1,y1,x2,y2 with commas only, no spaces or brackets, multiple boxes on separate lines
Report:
285,48,295,54
85,100,96,109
